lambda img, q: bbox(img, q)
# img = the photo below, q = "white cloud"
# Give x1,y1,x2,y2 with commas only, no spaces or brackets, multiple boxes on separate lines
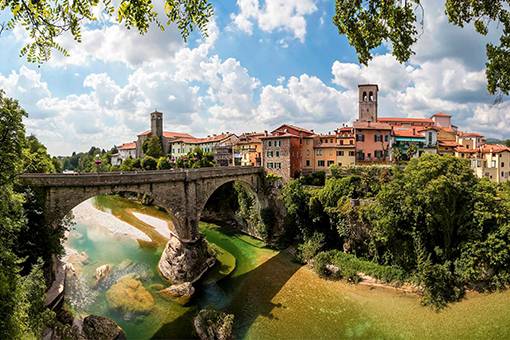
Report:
231,0,318,42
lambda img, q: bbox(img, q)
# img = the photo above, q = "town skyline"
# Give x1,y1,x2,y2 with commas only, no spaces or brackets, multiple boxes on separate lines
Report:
2,0,509,156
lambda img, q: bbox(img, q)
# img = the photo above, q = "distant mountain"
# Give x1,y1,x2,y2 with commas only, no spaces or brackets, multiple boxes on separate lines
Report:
486,138,510,146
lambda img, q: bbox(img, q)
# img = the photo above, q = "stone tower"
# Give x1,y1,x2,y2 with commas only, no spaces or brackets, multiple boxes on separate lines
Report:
358,84,378,122
151,110,163,138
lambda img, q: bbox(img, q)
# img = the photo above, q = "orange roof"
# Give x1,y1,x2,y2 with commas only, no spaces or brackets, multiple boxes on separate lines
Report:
118,142,136,150
260,133,299,139
432,112,451,117
173,133,234,144
163,131,194,139
393,128,425,138
271,124,314,136
439,140,459,147
354,121,392,130
455,146,479,153
137,130,194,139
480,144,510,154
459,132,484,138
379,117,434,124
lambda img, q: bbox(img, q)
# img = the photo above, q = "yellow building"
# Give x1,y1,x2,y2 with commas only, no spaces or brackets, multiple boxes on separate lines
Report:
237,132,264,166
468,144,510,183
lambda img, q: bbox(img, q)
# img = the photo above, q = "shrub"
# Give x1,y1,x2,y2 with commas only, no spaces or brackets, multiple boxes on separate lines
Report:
157,157,172,170
142,156,157,170
297,232,325,264
299,171,326,186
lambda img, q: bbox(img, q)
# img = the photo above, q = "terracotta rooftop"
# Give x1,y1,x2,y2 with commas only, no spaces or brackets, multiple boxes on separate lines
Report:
271,124,314,136
455,146,479,154
118,142,136,150
480,144,510,154
459,132,484,138
137,130,194,139
439,140,460,147
379,117,434,124
393,128,425,138
432,112,451,117
353,121,392,130
174,133,234,144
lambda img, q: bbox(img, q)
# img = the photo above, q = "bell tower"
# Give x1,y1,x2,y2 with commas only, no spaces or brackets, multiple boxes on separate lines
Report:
358,84,378,122
151,110,163,138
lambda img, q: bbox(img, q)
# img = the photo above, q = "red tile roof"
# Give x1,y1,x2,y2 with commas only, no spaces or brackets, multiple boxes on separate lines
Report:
271,124,314,136
439,140,460,147
432,112,451,117
173,133,235,144
480,144,510,154
459,132,484,138
455,146,479,154
137,130,194,139
353,121,392,130
393,128,425,138
379,117,434,124
118,142,136,150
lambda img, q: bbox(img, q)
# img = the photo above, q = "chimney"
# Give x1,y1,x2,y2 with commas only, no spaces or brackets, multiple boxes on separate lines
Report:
264,130,268,136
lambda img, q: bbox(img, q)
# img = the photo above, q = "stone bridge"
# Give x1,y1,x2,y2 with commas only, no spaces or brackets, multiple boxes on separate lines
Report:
20,166,266,283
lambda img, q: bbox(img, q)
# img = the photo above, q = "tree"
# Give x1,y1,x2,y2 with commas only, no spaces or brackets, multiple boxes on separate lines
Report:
407,144,418,159
175,147,214,168
333,0,510,95
23,135,56,173
142,136,163,158
0,90,53,338
1,0,213,63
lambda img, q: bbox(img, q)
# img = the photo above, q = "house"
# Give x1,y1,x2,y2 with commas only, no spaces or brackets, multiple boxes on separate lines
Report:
170,133,239,166
468,144,510,183
261,124,314,180
111,142,137,166
335,127,356,167
390,128,426,160
457,132,485,150
236,132,264,166
314,133,339,170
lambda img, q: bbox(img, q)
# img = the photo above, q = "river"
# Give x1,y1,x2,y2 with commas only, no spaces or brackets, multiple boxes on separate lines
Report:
64,195,510,339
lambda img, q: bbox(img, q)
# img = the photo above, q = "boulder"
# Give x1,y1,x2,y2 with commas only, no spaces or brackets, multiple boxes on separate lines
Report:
82,315,126,340
158,235,215,284
106,275,154,314
159,282,195,305
193,308,234,340
95,264,111,285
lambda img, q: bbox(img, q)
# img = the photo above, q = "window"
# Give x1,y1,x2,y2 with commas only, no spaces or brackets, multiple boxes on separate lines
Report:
502,162,505,168
367,153,372,159
338,162,342,166
266,151,273,158
356,134,365,142
350,140,354,145
318,160,325,167
266,162,273,169
363,91,368,101
375,150,383,159
275,151,280,157
336,150,344,156
369,91,374,101
339,139,344,145
492,160,497,168
327,160,335,166
349,151,355,157
268,141,272,147
502,171,505,178
384,134,389,142
428,132,433,144
356,151,364,161
306,160,310,167
275,163,281,169
316,149,323,156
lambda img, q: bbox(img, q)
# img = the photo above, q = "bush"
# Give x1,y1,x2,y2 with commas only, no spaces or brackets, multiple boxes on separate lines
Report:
142,156,157,170
157,157,172,170
297,232,325,264
313,250,407,284
132,158,142,169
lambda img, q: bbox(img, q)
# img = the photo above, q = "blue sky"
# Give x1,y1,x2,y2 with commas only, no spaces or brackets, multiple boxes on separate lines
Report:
0,0,508,155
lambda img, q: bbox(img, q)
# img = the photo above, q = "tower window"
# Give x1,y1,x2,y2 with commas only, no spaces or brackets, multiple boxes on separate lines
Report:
363,91,368,101
369,91,374,101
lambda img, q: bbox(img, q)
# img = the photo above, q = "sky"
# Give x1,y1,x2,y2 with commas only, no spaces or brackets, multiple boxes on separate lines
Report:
0,0,509,156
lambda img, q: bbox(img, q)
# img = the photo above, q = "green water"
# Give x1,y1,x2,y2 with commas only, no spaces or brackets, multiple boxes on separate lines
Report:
65,196,510,340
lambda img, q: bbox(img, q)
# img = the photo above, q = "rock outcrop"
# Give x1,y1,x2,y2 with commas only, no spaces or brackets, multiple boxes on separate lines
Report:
105,275,154,314
95,264,111,285
159,282,195,305
193,308,234,340
158,235,215,284
82,315,126,340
